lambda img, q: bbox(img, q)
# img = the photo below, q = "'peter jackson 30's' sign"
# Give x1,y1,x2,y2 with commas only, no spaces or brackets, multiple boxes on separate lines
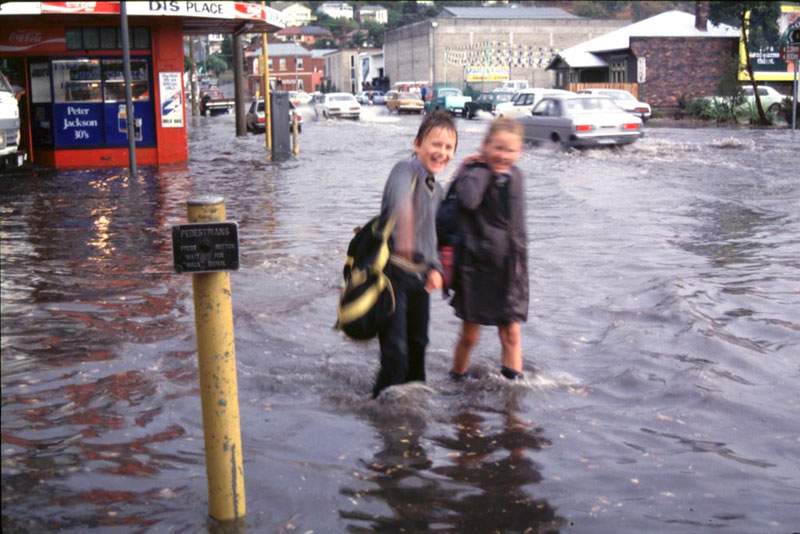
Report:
54,104,102,145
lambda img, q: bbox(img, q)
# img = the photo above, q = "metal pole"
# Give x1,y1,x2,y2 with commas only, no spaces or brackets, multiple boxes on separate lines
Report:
189,36,198,116
793,59,798,131
431,21,438,89
187,196,246,522
262,1,272,155
120,2,137,176
233,32,247,136
291,110,299,156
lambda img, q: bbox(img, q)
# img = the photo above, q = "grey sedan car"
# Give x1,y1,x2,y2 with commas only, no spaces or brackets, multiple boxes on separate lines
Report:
518,95,643,148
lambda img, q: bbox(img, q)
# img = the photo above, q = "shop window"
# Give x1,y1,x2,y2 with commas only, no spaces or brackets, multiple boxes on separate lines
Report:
83,28,100,50
102,59,149,102
29,62,52,103
101,27,117,49
53,59,102,103
67,26,150,50
133,27,150,50
65,28,82,50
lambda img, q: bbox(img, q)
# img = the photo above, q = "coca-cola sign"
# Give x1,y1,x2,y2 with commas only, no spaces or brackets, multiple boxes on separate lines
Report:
9,31,43,45
0,28,65,53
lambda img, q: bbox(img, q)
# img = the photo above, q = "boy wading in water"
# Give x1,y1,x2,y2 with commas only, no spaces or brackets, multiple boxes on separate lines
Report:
373,112,458,399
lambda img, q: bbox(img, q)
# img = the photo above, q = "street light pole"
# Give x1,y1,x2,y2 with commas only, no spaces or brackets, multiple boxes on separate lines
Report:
431,21,438,90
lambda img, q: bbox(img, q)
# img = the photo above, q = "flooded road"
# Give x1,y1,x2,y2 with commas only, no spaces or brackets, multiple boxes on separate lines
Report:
2,107,799,533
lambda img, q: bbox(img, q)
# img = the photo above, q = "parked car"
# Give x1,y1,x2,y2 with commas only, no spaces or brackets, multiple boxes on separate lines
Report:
424,87,472,115
318,92,361,119
385,91,424,114
290,90,312,105
199,88,234,116
0,72,26,170
494,80,529,93
518,94,643,148
463,91,516,119
371,91,386,105
246,99,303,133
495,88,573,119
577,88,651,122
355,91,371,104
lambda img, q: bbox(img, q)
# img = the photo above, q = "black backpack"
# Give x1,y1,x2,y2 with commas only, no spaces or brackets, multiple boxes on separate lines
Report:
336,175,417,340
336,214,397,340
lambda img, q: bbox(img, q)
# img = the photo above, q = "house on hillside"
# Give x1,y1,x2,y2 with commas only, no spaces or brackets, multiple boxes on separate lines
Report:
271,2,314,27
317,2,354,21
275,25,333,48
357,5,388,25
546,7,740,110
384,6,628,90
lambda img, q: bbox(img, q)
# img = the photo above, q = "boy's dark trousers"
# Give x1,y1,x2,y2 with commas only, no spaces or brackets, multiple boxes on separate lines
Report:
373,265,430,398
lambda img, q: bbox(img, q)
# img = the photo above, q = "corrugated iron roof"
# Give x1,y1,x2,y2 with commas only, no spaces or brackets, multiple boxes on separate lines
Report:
440,6,579,19
551,10,739,69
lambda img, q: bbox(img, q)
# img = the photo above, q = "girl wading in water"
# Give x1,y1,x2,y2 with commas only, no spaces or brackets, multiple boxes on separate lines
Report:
448,118,529,381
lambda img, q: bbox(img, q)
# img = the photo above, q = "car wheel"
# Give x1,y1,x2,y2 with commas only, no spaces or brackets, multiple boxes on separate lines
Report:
550,132,561,144
323,111,328,119
768,103,780,117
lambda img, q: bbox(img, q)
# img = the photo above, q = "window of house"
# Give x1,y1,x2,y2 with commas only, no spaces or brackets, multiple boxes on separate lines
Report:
279,58,286,70
610,58,627,83
298,79,304,90
268,58,273,68
296,58,303,70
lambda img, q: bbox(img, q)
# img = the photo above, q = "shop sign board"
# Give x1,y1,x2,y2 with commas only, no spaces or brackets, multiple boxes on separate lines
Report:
159,72,184,128
172,222,240,273
463,65,509,83
54,103,103,146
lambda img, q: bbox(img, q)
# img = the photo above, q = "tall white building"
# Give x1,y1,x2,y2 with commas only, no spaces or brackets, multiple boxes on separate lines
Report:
271,2,314,27
358,5,388,25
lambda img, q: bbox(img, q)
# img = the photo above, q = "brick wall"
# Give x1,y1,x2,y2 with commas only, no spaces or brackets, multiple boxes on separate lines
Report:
630,36,738,110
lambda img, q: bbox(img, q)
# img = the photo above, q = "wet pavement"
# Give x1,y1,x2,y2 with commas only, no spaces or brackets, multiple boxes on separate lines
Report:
2,106,799,533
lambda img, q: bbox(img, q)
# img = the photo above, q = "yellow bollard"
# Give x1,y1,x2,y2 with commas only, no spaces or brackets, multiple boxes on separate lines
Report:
291,110,299,156
187,196,246,522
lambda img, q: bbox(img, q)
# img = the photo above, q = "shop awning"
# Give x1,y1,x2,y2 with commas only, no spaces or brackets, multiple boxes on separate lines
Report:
0,1,285,34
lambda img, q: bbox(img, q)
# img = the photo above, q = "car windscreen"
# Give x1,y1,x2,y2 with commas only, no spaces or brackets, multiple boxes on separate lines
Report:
496,93,514,103
477,94,492,103
566,98,621,112
398,93,417,99
600,90,633,100
439,90,459,97
330,95,355,102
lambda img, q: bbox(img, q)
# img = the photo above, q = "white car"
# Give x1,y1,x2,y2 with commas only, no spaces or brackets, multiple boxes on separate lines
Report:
246,99,303,133
578,89,652,122
289,90,312,105
319,92,361,119
495,88,574,119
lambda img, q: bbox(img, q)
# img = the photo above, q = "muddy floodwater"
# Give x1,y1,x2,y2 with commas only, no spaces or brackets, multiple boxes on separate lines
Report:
2,107,799,533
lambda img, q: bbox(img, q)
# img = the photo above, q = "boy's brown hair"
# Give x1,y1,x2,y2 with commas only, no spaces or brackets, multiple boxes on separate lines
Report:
484,117,523,143
415,111,458,149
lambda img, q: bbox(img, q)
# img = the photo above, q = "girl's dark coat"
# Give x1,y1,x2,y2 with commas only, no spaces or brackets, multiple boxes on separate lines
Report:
450,162,529,325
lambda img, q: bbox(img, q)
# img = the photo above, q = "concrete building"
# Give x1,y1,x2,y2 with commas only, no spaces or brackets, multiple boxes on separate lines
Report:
317,2,354,21
357,5,388,25
547,8,740,110
271,2,314,27
384,6,628,90
323,48,381,94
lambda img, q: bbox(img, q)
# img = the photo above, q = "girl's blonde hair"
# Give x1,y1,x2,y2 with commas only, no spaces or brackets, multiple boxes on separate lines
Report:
484,117,523,143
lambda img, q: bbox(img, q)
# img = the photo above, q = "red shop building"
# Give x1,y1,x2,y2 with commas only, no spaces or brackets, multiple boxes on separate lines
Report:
0,1,283,168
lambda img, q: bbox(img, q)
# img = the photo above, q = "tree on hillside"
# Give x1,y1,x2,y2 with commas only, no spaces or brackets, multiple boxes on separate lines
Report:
708,1,781,125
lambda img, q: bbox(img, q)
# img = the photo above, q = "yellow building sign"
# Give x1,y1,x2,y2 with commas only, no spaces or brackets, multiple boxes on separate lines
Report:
464,65,510,82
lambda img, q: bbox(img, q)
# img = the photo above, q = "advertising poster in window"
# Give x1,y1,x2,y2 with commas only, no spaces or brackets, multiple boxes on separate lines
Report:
463,65,509,83
740,5,800,81
159,72,183,128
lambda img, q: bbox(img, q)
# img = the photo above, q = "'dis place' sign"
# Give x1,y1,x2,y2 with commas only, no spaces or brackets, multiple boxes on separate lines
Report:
172,222,239,273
